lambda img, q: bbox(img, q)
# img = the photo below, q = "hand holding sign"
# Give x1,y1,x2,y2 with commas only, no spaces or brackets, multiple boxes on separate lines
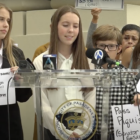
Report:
133,94,140,106
91,8,101,23
75,0,124,10
91,8,102,19
10,66,23,82
112,105,140,140
10,66,19,73
68,132,80,140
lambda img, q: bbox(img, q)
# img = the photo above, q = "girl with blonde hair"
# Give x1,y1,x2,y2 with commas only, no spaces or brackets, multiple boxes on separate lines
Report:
0,3,32,140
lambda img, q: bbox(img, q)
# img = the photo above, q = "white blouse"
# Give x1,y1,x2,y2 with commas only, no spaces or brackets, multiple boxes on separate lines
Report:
0,43,3,68
33,50,96,139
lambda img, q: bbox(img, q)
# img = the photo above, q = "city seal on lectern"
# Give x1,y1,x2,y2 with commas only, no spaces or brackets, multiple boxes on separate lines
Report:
53,99,98,140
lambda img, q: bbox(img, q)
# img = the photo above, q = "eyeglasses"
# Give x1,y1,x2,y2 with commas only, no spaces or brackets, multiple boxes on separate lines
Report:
96,44,119,51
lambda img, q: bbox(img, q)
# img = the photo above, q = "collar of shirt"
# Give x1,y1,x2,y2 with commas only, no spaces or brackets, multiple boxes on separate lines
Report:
58,52,73,70
0,42,3,68
45,48,73,70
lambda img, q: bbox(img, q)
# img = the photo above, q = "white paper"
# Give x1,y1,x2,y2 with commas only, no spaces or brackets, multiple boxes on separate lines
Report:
75,0,124,10
0,68,16,105
111,104,140,140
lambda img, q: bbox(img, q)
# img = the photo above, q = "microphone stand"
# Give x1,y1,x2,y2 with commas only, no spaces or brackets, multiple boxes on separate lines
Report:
107,62,125,69
107,62,125,140
107,63,114,69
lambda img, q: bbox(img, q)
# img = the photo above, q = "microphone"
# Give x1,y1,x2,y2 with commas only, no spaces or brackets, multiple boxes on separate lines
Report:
86,48,123,67
19,58,36,71
43,57,55,70
15,58,36,86
43,54,57,70
26,58,36,70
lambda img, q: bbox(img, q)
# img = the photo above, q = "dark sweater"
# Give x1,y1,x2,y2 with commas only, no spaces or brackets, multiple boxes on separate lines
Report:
0,46,32,140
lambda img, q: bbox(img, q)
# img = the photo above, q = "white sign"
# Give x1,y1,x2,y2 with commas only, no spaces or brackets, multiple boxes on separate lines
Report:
75,0,124,10
111,104,140,140
0,68,16,105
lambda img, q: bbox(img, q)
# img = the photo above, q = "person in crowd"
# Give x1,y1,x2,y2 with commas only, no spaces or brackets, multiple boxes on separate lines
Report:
87,16,140,64
86,8,101,48
121,25,140,69
117,24,140,63
32,7,101,140
0,3,32,140
33,5,96,140
124,38,140,69
32,8,101,61
90,24,140,140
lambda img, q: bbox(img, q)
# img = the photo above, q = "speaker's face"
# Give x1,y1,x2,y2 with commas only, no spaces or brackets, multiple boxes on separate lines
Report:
57,12,79,48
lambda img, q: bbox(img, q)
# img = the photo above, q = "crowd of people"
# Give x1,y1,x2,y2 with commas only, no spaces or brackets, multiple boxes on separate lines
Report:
0,2,140,140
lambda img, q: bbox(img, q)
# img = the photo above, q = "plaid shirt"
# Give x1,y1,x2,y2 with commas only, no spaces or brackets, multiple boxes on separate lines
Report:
95,70,138,134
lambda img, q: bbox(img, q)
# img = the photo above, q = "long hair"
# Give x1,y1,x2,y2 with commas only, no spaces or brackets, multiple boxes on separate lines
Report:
49,5,92,93
132,39,140,68
49,5,89,69
0,3,17,66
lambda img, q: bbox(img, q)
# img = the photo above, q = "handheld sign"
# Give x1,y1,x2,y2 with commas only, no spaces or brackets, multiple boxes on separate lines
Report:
0,68,16,105
75,0,124,10
111,104,140,140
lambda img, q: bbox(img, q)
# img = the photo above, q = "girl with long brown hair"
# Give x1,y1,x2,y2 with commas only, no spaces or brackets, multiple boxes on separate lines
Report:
0,3,32,140
33,5,96,140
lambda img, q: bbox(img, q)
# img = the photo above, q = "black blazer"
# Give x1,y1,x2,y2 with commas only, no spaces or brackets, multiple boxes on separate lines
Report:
0,46,32,140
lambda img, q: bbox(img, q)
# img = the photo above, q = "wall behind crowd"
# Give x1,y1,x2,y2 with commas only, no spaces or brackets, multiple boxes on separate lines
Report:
9,4,140,140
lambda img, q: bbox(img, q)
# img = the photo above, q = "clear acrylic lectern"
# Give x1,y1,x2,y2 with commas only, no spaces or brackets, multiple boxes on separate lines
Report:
10,69,138,140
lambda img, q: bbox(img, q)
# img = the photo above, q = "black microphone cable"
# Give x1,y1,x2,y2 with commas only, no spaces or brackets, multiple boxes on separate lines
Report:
7,76,13,140
110,64,125,140
6,59,35,140
118,67,139,140
7,71,17,140
111,65,124,140
119,67,124,140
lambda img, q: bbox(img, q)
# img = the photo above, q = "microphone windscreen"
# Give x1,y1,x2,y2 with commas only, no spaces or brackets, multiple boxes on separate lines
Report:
43,54,57,70
86,48,110,66
18,60,31,72
19,60,27,69
86,48,109,59
86,48,96,59
26,58,36,70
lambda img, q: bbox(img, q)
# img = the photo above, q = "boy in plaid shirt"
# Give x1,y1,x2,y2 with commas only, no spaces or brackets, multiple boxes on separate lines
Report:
91,25,140,140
